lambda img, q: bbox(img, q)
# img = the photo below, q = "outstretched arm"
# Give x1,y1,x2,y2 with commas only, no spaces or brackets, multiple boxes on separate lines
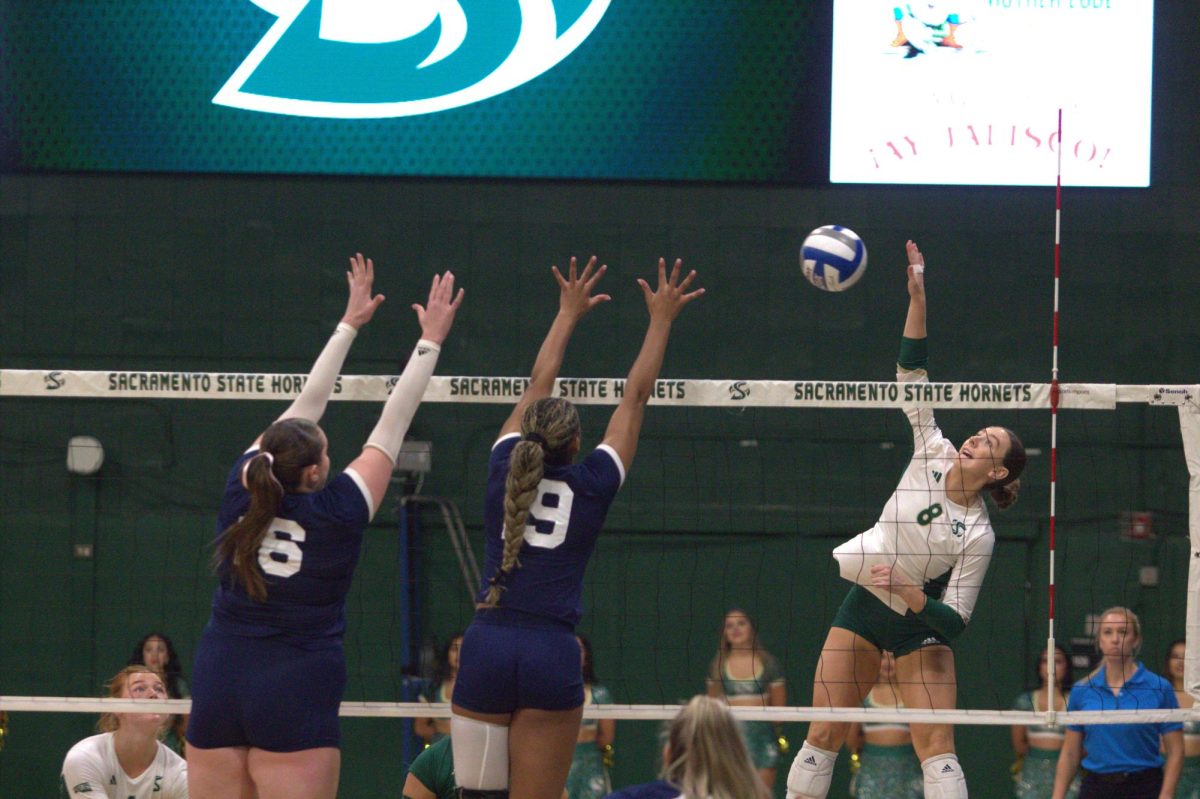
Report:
601,258,704,470
899,240,928,372
498,256,610,438
347,272,464,514
250,253,386,450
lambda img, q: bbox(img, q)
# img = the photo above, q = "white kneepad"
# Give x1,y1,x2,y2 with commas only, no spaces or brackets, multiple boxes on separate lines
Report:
450,715,509,791
786,741,838,799
921,753,968,799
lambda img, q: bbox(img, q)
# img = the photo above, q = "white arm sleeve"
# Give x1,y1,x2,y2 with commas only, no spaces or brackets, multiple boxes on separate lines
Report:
898,368,948,460
364,339,441,464
941,531,995,623
277,322,357,423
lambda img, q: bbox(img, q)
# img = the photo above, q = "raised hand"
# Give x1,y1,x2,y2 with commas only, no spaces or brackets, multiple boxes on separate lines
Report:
638,258,705,323
412,271,465,345
341,253,387,329
552,255,611,320
906,239,926,301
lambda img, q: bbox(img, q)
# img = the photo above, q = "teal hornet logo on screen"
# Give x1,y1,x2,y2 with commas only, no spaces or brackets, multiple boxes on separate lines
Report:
213,0,610,118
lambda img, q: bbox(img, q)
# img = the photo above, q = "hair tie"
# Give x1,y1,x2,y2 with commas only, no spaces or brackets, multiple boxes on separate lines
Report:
522,432,548,449
240,451,275,489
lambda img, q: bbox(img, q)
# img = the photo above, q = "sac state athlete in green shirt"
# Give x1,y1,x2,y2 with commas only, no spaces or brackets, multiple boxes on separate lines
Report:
404,737,457,799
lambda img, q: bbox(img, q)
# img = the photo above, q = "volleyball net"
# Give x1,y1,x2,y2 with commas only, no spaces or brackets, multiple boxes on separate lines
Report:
2,369,1198,789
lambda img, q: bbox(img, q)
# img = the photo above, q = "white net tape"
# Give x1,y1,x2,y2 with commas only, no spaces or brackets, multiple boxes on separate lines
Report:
4,368,1195,409
1,698,1197,726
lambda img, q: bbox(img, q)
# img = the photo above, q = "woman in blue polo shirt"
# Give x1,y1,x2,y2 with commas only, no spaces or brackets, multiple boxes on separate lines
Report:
1051,606,1183,799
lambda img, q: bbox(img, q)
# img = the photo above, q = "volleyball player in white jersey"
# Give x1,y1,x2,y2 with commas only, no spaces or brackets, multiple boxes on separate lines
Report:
186,255,462,799
61,666,188,798
787,240,1026,799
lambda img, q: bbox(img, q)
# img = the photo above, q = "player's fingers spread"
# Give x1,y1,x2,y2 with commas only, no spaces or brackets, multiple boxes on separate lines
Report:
451,287,465,308
580,255,597,282
677,268,697,292
365,257,374,280
589,293,612,307
667,258,684,288
637,278,652,299
551,265,567,288
568,256,578,283
657,257,667,286
584,263,607,290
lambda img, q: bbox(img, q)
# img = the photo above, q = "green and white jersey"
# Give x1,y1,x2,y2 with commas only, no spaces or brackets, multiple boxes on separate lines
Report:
60,732,188,799
833,369,994,622
406,736,457,799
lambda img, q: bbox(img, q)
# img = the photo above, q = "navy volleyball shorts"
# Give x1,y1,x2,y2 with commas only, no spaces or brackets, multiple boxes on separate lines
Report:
186,625,346,752
453,608,584,714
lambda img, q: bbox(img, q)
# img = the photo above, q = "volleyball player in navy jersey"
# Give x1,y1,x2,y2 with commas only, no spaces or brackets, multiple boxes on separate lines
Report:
450,256,704,799
186,255,463,799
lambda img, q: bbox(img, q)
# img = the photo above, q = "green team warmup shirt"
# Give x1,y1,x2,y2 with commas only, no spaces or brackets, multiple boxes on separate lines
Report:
405,736,457,799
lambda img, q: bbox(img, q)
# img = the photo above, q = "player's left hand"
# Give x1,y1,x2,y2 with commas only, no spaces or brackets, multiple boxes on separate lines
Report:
341,252,387,329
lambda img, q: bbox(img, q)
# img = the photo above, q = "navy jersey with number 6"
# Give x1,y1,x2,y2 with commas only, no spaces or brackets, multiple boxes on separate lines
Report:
210,449,372,642
476,434,625,626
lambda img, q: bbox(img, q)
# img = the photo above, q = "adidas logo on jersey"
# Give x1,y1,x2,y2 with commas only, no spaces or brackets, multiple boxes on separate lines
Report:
932,470,942,482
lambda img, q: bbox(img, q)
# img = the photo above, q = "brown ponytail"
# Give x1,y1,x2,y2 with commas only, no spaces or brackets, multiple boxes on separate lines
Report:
482,398,580,606
213,418,324,602
986,427,1026,511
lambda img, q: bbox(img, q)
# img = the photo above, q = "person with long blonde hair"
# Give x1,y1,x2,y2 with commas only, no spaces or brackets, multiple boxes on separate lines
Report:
705,609,787,790
61,665,188,798
1051,607,1183,799
604,695,769,799
450,256,703,799
186,255,462,799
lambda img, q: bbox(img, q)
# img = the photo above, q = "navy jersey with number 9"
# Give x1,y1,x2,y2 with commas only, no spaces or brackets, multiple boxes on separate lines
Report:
476,434,625,626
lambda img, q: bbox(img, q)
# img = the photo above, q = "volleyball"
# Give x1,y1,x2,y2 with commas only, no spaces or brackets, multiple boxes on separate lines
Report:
800,225,868,291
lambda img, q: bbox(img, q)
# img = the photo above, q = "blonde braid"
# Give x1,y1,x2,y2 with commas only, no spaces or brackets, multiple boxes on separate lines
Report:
482,441,544,606
482,398,580,606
